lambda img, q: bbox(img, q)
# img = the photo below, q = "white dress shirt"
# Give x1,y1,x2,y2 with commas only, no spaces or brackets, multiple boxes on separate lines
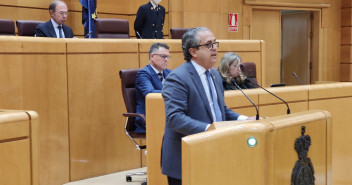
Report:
150,64,164,82
191,61,248,130
51,18,65,38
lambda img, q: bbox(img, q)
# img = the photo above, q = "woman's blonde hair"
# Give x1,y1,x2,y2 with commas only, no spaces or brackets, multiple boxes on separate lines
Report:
217,52,246,84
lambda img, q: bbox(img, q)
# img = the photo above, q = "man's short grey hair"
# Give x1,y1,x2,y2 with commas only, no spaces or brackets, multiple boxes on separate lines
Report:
149,43,170,60
49,0,65,12
181,27,210,61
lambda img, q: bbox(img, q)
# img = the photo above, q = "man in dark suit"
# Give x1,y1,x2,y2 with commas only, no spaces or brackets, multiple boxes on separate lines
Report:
135,43,172,133
161,27,256,185
134,0,165,39
35,1,74,38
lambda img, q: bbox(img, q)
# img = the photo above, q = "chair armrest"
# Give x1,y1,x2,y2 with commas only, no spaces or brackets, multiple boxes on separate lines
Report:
123,113,145,120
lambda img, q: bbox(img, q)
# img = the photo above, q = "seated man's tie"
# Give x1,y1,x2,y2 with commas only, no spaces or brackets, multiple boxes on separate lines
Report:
58,26,63,38
158,72,163,82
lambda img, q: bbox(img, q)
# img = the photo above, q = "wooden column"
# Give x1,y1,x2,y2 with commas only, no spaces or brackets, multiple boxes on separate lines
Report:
341,0,352,81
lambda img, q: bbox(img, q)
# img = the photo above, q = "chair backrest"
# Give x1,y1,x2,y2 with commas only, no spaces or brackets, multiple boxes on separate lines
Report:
0,19,15,36
240,62,258,84
95,18,130,39
170,28,191,39
16,20,45,36
119,69,139,132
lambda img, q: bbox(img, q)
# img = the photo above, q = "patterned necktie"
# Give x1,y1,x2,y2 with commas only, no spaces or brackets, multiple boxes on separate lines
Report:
205,70,222,121
58,26,63,38
158,72,163,82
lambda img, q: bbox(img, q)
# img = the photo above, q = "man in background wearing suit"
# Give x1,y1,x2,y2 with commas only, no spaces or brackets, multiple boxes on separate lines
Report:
135,43,172,133
161,27,255,185
35,0,74,38
134,0,165,39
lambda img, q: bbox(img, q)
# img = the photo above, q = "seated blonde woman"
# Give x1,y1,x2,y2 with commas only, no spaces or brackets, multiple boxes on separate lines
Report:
217,52,255,90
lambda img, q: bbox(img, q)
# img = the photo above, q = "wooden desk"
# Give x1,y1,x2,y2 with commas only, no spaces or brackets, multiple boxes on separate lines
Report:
182,110,331,185
0,110,39,185
146,82,352,185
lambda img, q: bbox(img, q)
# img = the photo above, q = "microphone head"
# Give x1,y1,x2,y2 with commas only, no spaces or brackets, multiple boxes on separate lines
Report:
293,72,297,77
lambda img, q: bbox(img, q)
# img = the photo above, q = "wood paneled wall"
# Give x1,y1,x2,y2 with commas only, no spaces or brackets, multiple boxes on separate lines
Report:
0,0,344,85
168,0,342,85
0,0,169,37
0,37,70,185
244,0,330,6
341,0,352,81
66,40,142,181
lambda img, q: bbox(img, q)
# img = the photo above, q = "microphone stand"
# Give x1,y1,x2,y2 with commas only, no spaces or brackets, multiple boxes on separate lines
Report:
293,72,303,85
232,79,259,120
136,31,143,39
247,78,290,114
84,31,93,38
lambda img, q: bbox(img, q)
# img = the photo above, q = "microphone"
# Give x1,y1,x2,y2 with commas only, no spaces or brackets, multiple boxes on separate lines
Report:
84,31,93,38
293,72,303,85
246,78,290,114
136,31,143,39
231,79,259,120
247,70,259,88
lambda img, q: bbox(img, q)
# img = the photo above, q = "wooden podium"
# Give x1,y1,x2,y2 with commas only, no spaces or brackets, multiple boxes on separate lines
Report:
182,110,331,185
0,110,39,185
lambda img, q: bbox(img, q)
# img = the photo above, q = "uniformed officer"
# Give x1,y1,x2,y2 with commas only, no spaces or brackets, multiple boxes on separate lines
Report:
134,0,165,39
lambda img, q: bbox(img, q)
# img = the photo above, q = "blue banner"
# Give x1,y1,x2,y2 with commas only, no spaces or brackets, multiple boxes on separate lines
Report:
80,0,97,38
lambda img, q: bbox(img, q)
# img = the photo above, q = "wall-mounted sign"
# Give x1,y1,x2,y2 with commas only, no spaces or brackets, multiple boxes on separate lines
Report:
228,13,238,32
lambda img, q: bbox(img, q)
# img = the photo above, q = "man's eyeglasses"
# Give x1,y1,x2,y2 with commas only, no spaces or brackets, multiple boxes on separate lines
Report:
153,53,172,60
57,11,69,16
194,42,219,50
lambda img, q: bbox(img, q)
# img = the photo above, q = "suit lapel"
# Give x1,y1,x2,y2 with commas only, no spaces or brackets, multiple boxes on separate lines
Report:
164,69,170,78
186,62,213,121
62,25,72,38
148,1,154,10
47,21,57,37
147,65,163,90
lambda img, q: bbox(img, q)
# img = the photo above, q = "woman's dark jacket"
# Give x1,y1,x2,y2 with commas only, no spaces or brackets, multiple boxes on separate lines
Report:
222,76,255,90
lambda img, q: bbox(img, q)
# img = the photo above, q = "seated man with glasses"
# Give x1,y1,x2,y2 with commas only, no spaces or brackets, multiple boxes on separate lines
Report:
134,42,172,133
35,0,74,38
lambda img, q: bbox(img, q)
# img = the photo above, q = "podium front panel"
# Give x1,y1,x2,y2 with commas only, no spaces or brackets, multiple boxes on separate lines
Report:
182,110,331,185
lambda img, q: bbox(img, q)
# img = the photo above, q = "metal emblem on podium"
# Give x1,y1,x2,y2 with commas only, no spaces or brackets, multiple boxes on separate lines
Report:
291,126,315,185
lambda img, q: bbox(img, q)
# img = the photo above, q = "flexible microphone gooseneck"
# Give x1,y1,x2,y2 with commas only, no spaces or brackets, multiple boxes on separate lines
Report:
136,31,143,39
293,72,303,85
247,78,291,114
84,31,93,38
231,79,259,120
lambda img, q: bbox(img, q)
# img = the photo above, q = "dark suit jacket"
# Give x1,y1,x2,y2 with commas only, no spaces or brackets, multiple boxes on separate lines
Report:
222,77,255,90
161,61,240,179
135,64,171,133
134,2,165,39
35,20,74,38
